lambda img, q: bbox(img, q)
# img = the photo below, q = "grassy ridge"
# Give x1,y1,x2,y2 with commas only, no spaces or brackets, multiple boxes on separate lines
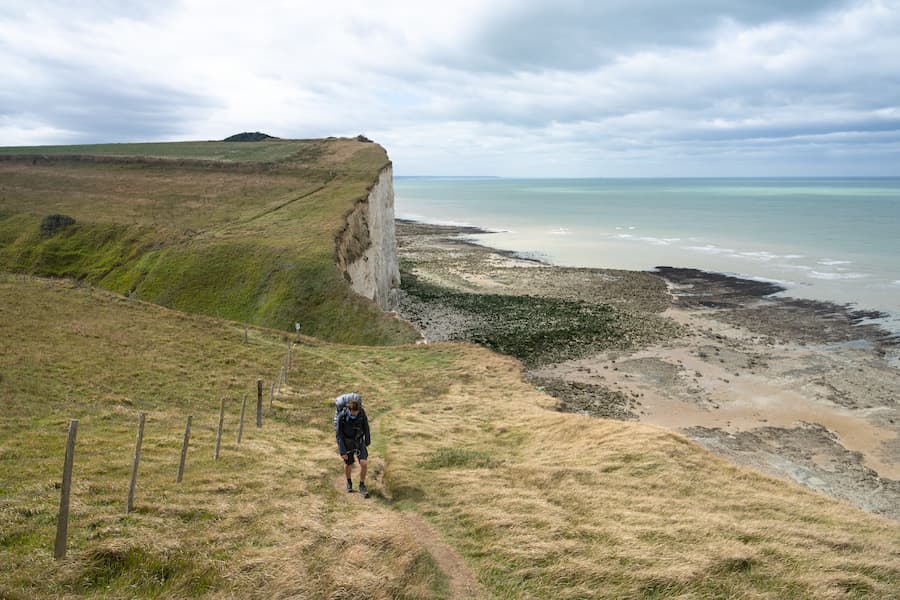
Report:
0,139,417,345
3,276,897,598
0,139,312,162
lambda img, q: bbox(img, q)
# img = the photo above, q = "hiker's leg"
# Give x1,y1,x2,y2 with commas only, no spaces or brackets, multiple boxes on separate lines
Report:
343,452,354,479
359,459,368,482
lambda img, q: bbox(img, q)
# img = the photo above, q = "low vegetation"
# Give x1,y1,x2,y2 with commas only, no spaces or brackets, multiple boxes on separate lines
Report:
0,139,301,162
1,275,898,598
400,270,680,367
2,139,898,599
0,138,417,345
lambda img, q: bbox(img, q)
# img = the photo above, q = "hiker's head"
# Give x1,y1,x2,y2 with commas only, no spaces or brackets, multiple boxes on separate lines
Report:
348,399,360,415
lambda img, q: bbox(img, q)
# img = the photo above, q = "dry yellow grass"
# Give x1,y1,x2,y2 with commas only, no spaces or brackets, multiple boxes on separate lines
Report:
0,276,446,599
358,356,899,599
1,275,899,599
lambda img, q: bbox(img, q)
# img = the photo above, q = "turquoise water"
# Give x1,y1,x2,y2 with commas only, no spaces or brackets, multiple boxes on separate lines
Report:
395,177,900,331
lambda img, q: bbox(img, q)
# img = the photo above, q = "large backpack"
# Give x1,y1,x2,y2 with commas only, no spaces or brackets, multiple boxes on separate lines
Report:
333,393,362,430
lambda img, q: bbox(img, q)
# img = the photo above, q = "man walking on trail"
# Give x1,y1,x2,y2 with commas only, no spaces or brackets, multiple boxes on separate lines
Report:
336,397,371,497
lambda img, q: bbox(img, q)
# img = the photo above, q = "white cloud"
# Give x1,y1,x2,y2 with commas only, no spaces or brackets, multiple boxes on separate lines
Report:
0,0,898,175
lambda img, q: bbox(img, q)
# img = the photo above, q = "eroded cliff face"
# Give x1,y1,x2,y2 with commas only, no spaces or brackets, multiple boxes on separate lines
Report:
335,164,401,310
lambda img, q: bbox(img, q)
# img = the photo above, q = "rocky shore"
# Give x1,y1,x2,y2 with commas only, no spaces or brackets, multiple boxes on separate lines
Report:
395,219,900,520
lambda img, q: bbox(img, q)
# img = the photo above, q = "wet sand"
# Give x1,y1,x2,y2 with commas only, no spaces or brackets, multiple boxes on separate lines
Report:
396,220,900,520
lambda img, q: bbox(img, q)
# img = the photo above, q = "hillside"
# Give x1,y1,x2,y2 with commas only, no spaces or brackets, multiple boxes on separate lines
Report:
1,139,898,599
0,138,416,345
1,275,899,599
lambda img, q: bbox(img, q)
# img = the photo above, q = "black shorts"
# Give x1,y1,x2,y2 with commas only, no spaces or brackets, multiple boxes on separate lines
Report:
342,441,368,464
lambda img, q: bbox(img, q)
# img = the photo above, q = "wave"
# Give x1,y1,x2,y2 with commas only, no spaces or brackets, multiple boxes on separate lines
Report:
819,259,853,266
396,212,510,233
736,251,779,261
685,244,737,254
775,263,814,272
746,274,795,286
808,271,870,280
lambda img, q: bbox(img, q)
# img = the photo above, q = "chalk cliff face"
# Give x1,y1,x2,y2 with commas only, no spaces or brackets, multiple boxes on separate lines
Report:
335,164,401,310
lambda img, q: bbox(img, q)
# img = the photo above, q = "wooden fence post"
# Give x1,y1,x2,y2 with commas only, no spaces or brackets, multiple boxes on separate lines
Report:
127,412,146,514
256,379,263,427
214,399,226,460
237,394,247,444
288,341,293,370
177,415,192,483
54,419,78,560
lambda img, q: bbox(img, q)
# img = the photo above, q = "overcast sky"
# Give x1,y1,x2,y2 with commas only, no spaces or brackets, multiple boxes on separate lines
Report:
2,0,899,176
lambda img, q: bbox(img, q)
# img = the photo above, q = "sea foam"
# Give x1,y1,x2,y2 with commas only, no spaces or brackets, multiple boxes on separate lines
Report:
819,259,853,266
808,271,869,280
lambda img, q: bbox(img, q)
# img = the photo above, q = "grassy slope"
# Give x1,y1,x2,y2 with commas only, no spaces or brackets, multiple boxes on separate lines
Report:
0,138,416,345
1,276,898,599
0,140,308,161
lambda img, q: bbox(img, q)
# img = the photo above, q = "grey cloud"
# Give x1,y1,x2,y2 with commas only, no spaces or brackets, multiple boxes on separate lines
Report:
671,118,900,143
439,0,854,72
47,84,218,142
2,54,216,142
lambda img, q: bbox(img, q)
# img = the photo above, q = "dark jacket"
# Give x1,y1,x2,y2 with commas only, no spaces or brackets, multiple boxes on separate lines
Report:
336,408,370,455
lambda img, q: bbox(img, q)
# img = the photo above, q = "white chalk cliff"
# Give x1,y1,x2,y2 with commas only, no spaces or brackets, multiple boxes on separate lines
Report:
335,164,401,310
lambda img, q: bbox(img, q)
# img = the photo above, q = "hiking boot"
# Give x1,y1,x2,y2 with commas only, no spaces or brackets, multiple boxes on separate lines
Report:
358,482,369,498
346,481,353,493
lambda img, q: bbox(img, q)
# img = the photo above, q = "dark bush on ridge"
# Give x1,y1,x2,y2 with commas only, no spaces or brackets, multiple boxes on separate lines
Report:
223,132,277,142
40,214,76,237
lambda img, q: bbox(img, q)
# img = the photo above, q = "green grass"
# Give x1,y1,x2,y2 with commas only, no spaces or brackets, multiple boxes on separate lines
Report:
401,271,679,366
417,447,499,470
0,139,316,162
0,138,417,345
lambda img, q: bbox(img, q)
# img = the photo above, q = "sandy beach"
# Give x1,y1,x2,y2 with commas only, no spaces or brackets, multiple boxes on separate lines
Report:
395,220,900,520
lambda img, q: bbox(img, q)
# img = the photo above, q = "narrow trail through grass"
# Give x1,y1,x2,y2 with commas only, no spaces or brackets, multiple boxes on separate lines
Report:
331,472,483,600
2,276,900,598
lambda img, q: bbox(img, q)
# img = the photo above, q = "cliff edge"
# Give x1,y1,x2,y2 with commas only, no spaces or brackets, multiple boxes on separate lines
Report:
335,164,401,311
0,137,416,345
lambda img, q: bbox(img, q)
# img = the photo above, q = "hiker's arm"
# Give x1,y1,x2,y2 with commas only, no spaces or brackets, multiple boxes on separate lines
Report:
364,416,371,447
336,421,347,454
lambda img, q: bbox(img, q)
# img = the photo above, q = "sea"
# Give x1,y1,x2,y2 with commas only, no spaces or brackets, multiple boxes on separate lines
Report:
394,177,900,334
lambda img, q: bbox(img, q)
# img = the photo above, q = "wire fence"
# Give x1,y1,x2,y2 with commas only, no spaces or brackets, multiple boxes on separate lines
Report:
51,340,295,560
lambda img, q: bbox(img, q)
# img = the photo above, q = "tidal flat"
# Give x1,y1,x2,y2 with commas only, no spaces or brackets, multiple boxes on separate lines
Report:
396,219,900,520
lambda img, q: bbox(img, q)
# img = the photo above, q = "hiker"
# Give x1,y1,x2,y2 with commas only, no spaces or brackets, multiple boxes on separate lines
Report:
333,392,362,431
336,398,371,497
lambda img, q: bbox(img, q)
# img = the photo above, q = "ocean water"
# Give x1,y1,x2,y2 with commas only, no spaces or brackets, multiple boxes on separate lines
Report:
394,177,900,332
